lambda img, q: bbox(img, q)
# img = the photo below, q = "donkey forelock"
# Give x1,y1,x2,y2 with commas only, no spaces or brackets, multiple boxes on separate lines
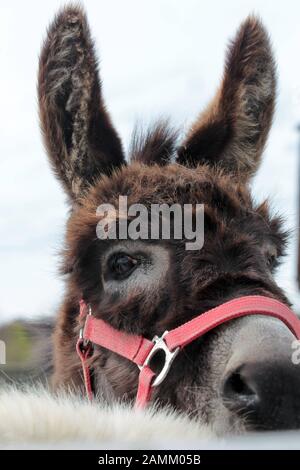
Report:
39,5,300,434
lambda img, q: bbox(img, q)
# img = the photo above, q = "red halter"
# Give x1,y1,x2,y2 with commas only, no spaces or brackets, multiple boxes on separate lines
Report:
76,295,300,408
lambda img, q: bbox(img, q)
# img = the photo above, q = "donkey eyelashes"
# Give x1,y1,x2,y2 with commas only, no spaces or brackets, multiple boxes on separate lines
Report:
106,252,140,280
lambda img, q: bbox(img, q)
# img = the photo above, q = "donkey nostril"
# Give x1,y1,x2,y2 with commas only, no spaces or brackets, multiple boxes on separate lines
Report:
225,372,254,396
222,368,259,412
221,360,300,430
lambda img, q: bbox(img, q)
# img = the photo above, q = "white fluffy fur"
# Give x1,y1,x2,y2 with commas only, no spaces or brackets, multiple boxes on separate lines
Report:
0,386,213,449
1,387,300,449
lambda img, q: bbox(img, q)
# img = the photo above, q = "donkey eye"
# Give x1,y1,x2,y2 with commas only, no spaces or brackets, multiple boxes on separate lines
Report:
107,253,139,279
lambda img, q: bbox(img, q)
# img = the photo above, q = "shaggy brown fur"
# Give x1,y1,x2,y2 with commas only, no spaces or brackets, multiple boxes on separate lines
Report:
38,5,300,433
130,121,178,165
38,6,125,199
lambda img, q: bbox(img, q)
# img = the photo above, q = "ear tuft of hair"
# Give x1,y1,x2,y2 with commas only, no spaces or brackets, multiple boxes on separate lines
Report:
130,121,179,166
177,16,276,181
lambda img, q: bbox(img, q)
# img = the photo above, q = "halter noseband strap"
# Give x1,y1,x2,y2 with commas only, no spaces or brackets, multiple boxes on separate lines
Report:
76,295,300,408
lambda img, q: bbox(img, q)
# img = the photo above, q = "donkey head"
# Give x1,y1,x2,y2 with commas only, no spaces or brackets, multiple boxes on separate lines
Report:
39,6,300,434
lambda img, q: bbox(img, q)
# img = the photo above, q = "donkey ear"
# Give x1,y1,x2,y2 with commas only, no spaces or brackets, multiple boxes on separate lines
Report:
38,6,125,201
177,17,276,181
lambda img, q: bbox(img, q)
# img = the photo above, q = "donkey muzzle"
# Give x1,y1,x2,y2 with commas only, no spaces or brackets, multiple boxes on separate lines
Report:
221,315,300,430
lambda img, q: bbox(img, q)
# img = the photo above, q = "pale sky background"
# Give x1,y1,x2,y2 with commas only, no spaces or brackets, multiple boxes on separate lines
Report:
1,0,300,323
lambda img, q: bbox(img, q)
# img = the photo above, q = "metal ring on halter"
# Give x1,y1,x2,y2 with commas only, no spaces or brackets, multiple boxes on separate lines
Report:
79,304,92,350
138,331,180,387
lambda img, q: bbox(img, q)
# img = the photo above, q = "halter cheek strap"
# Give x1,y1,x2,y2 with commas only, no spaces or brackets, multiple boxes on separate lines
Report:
76,295,300,408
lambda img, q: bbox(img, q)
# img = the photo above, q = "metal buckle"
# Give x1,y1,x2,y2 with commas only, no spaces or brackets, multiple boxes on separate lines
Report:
139,331,180,387
79,304,92,350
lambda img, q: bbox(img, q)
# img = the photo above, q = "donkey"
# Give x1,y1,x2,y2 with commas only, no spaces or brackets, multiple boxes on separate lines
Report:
38,5,300,434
